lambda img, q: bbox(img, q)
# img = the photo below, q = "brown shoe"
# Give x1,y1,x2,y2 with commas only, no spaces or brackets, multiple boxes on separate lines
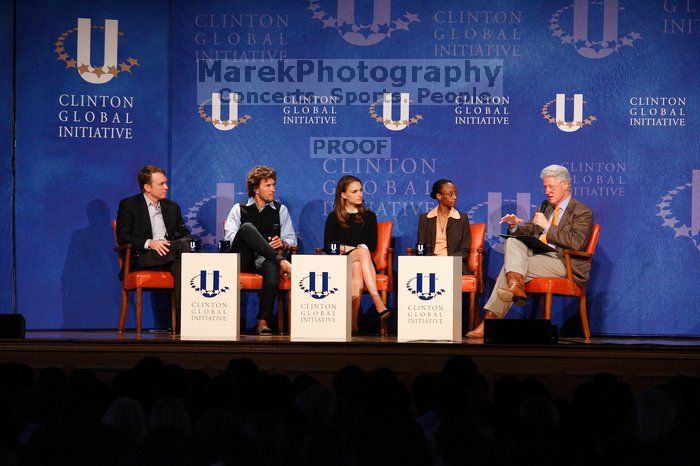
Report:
466,311,498,338
497,272,527,306
257,319,273,335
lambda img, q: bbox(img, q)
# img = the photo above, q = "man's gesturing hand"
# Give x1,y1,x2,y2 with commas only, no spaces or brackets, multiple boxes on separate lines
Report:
499,214,523,227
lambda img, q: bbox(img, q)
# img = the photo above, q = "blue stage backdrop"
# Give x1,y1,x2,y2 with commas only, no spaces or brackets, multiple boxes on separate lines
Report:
8,0,700,336
0,0,13,314
14,0,170,329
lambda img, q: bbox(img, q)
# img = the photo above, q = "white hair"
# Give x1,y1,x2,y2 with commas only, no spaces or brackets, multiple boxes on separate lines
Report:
540,164,571,183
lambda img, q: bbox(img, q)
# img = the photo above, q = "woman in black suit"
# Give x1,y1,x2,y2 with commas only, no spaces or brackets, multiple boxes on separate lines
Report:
416,179,471,274
324,175,391,331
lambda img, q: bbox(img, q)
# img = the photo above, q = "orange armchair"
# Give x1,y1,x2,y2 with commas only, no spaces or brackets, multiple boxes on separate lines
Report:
462,223,486,331
315,220,394,336
524,224,601,339
240,249,295,334
407,223,486,332
112,220,176,334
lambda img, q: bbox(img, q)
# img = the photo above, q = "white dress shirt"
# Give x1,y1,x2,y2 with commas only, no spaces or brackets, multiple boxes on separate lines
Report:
143,193,167,249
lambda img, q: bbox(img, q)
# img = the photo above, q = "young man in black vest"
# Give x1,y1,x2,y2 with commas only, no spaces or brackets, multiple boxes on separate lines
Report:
116,165,191,330
224,166,296,335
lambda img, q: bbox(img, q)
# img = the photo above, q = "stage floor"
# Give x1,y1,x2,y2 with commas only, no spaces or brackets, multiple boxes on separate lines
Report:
16,330,700,346
2,331,698,398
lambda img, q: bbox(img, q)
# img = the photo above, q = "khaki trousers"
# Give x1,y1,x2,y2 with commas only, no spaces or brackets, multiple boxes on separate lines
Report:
484,238,566,319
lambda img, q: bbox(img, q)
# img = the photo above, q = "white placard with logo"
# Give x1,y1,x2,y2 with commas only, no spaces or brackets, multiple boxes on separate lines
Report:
398,256,462,342
181,253,240,340
291,255,352,341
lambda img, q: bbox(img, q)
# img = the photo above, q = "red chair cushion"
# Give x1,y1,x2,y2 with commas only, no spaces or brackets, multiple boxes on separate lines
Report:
240,272,292,290
461,274,477,292
278,275,292,290
525,277,581,296
375,273,389,291
240,273,263,289
124,271,174,289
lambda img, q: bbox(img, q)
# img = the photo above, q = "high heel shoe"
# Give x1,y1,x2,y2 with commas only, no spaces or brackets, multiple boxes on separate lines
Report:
378,308,392,320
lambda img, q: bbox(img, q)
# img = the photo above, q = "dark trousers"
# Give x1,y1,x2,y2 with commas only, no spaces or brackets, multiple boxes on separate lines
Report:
133,238,189,320
232,223,281,321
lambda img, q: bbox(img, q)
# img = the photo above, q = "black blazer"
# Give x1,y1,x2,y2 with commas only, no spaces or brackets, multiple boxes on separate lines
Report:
116,193,191,261
416,210,471,274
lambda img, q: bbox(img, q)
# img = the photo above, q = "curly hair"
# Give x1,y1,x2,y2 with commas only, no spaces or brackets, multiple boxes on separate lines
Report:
246,166,277,198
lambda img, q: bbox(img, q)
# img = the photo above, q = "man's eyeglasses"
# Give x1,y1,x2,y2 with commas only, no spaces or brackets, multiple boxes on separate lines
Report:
541,180,566,194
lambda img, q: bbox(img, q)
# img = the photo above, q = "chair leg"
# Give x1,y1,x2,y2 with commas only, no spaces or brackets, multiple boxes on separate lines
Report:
468,291,476,331
135,288,143,334
118,289,129,332
379,319,388,337
277,293,285,334
579,292,591,339
286,290,291,335
170,291,177,335
543,293,552,320
380,290,388,337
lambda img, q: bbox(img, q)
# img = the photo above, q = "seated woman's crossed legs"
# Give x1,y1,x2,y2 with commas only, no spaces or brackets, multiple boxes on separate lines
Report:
348,247,390,332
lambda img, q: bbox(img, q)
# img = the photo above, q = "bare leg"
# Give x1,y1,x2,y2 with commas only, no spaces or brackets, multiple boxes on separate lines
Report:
349,248,387,312
350,261,363,332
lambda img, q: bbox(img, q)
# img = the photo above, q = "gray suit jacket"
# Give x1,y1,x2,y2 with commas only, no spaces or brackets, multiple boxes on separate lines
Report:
514,197,594,284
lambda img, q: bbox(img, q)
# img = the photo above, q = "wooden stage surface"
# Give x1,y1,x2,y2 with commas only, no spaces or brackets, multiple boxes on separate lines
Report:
1,331,698,398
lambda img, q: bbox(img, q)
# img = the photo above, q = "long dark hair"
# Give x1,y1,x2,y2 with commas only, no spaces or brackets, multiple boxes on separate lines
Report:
333,175,367,229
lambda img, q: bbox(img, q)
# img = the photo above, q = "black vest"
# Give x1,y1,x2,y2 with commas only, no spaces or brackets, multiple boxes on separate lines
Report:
239,201,282,238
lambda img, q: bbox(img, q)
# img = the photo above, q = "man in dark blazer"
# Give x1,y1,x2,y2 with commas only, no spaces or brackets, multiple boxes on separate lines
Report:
467,164,593,338
116,165,191,327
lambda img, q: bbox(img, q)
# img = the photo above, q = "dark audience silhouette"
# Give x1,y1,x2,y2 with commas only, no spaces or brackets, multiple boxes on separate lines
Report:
0,358,697,465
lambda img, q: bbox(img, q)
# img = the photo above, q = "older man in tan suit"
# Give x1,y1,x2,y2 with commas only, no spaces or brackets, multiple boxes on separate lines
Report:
467,164,594,338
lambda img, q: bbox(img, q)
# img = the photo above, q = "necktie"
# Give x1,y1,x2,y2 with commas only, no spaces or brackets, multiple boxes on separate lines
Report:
539,207,559,244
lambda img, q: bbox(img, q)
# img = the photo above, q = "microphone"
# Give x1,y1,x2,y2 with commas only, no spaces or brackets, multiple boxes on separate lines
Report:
538,200,549,214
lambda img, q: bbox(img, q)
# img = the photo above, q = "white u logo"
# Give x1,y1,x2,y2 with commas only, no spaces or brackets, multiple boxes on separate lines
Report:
336,0,391,46
76,18,119,84
382,92,410,131
555,93,584,133
211,92,239,131
572,0,619,59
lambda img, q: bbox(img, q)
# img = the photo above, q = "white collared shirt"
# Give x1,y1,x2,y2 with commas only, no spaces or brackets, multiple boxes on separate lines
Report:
143,193,167,249
224,197,297,247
